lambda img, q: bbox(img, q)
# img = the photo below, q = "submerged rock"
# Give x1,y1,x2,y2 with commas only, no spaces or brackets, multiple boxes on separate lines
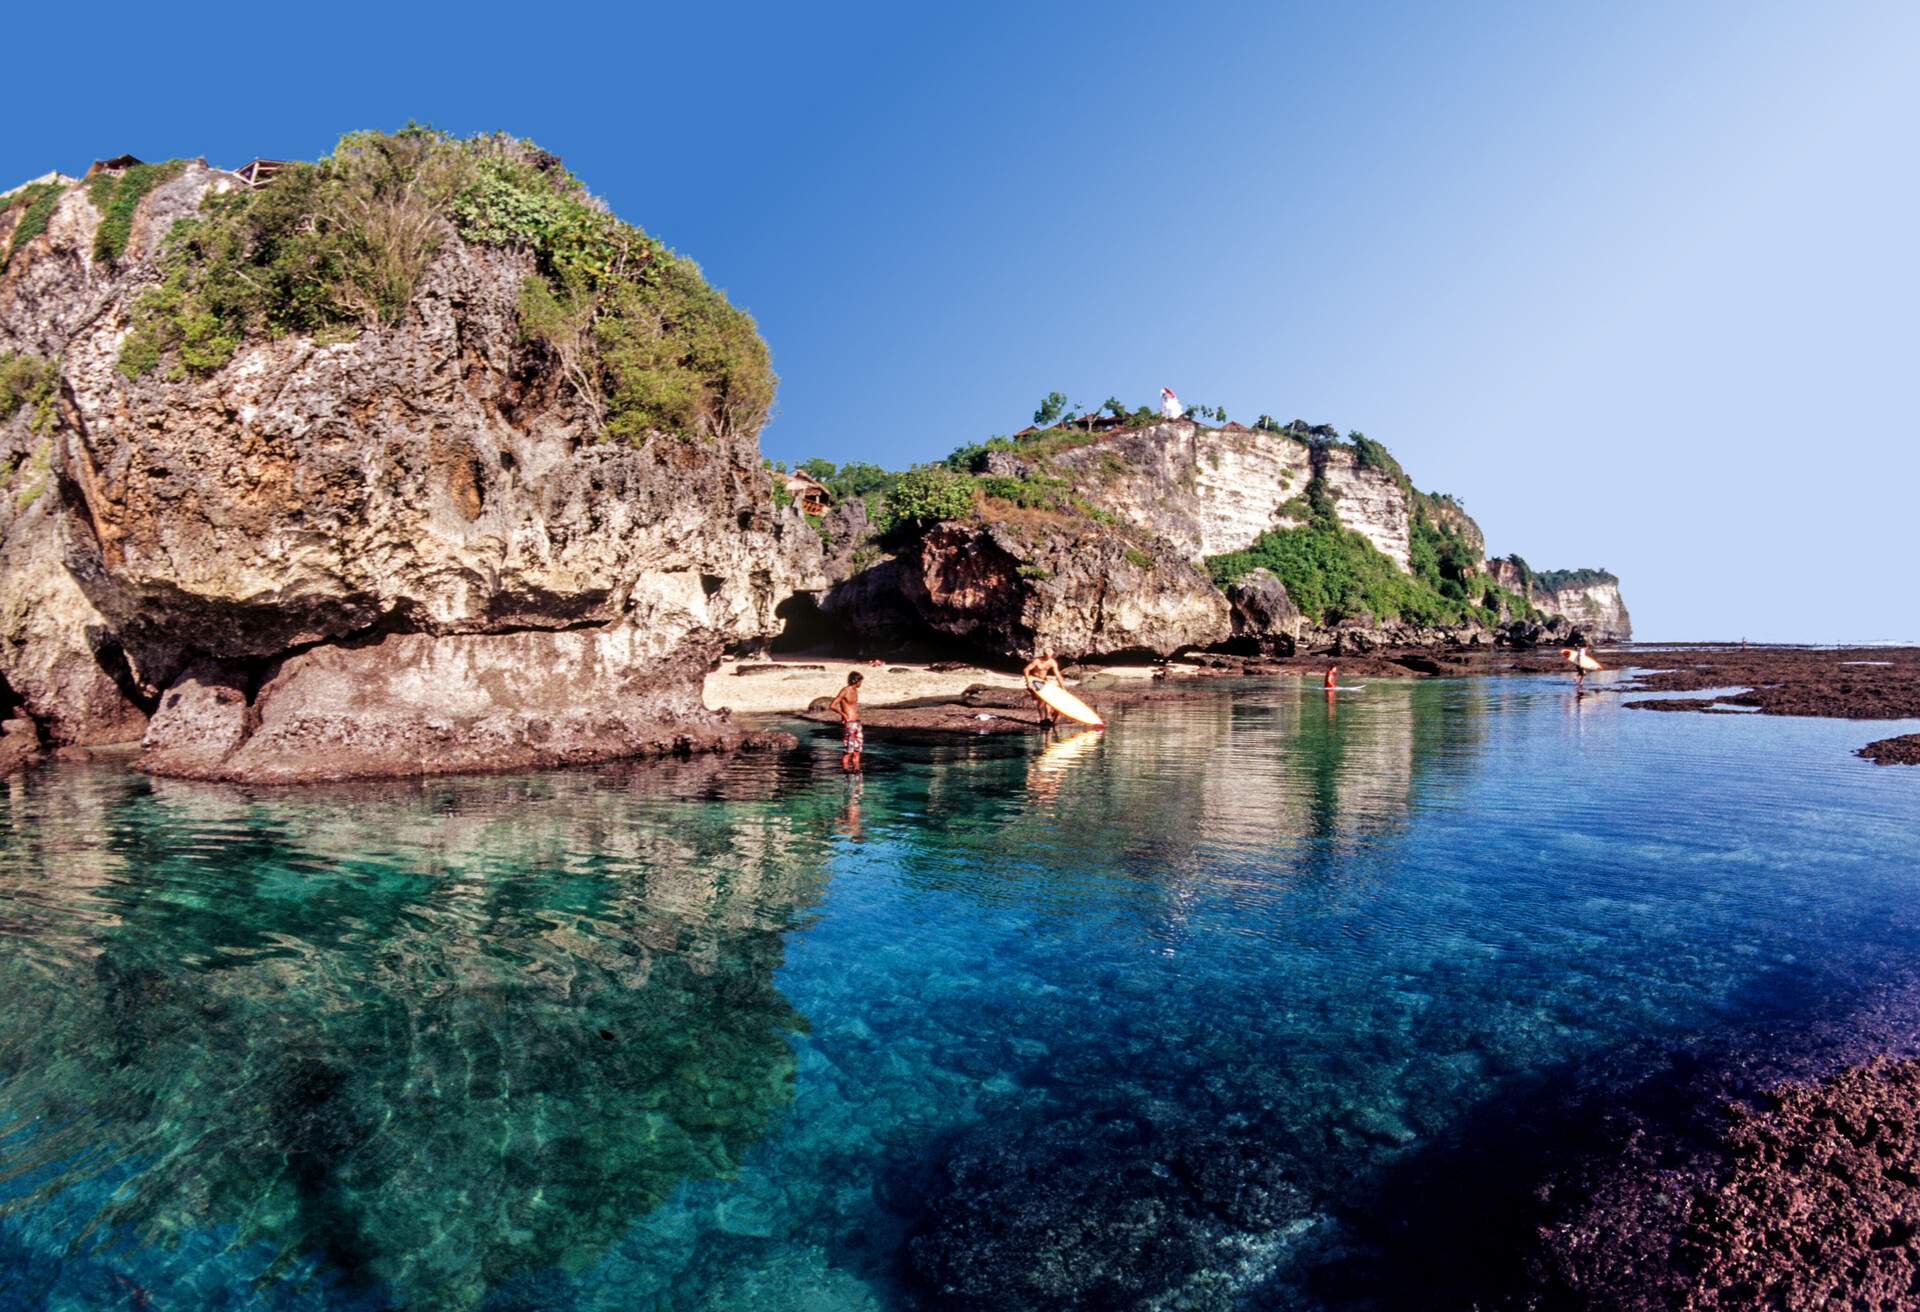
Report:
907,1105,1314,1309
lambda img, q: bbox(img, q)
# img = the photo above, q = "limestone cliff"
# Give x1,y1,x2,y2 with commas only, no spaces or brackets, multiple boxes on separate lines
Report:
815,419,1628,660
1485,561,1633,642
1043,421,1412,568
0,140,823,781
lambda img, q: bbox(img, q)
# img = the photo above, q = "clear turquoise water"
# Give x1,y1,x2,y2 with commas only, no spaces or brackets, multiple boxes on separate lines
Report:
1,676,1917,1310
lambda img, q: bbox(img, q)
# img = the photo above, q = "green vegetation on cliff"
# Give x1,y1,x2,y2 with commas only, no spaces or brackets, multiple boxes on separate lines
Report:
1208,445,1534,628
2,182,66,268
1533,567,1617,591
88,160,187,264
116,128,772,443
0,352,57,433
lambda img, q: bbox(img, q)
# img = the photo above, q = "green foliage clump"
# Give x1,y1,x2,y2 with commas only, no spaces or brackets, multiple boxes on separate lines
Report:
3,182,66,267
0,352,58,432
1033,391,1071,426
977,468,1073,512
1124,547,1154,569
1533,567,1617,591
120,129,476,378
114,128,772,443
876,465,975,533
1208,524,1465,626
1345,431,1403,481
88,160,187,264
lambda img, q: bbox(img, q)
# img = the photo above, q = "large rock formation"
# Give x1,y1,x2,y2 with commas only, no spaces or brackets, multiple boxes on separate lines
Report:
0,148,823,781
1046,421,1413,569
1486,561,1633,642
824,518,1229,660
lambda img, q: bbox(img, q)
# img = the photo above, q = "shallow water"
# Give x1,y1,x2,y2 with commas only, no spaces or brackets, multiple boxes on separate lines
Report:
2,677,1917,1310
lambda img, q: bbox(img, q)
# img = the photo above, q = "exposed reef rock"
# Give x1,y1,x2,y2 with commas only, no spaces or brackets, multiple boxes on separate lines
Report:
1861,733,1920,766
1,144,823,781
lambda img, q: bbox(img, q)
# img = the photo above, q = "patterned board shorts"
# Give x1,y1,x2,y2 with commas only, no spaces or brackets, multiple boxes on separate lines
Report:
842,721,864,751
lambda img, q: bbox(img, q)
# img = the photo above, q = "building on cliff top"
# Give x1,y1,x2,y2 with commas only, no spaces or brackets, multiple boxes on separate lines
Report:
781,471,832,515
229,159,288,190
83,155,144,179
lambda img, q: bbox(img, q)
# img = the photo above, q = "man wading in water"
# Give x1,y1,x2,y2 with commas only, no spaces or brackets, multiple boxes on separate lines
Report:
1024,648,1064,728
829,671,863,771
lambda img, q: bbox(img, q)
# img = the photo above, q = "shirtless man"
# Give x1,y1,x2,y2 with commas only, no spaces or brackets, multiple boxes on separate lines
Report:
828,671,863,771
1024,647,1064,727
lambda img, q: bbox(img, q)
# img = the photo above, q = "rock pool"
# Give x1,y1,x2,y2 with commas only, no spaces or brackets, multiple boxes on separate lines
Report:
2,676,1916,1309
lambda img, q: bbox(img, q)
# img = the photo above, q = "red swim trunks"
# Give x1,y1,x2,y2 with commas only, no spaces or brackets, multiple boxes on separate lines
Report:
842,720,864,751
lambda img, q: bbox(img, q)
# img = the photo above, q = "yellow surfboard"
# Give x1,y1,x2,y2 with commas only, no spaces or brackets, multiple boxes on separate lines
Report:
1035,681,1105,728
1561,648,1603,672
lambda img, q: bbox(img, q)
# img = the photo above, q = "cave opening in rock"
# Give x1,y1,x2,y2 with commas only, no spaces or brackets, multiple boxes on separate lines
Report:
90,636,158,716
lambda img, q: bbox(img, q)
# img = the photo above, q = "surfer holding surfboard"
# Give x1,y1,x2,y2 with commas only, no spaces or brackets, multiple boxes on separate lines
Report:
1561,645,1602,687
1023,648,1106,729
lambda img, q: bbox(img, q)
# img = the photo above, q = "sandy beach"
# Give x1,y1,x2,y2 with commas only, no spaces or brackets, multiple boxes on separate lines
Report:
702,655,1188,717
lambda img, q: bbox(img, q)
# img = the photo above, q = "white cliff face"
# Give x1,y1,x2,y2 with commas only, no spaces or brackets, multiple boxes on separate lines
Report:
1046,422,1411,568
1482,561,1632,640
1537,581,1633,641
1047,422,1312,559
1316,445,1411,571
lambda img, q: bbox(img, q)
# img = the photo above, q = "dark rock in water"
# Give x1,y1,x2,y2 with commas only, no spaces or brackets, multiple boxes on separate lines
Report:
1518,1059,1920,1310
907,1106,1313,1309
1861,732,1920,765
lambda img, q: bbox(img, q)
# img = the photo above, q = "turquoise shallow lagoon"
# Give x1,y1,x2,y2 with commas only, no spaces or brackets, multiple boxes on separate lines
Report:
2,676,1917,1309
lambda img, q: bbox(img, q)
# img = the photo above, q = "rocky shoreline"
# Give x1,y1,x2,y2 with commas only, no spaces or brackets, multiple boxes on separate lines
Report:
1608,645,1920,763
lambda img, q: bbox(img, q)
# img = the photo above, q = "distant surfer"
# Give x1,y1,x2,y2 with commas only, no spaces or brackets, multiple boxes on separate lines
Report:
1024,648,1064,727
1562,645,1599,690
1324,665,1339,691
829,671,863,771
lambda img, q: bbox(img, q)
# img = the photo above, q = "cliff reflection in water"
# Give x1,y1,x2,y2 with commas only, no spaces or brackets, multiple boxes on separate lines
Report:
0,757,834,1309
889,679,1485,934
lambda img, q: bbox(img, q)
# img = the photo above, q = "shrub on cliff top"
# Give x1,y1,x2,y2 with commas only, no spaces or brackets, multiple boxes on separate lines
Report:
1533,567,1617,590
116,128,773,443
875,466,975,534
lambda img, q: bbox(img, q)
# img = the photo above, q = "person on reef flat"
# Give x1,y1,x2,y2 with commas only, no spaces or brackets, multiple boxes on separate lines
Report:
1324,665,1339,691
829,671,863,772
1024,648,1064,727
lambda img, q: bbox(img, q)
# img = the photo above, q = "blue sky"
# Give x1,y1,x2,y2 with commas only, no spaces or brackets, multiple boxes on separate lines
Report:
7,1,1914,640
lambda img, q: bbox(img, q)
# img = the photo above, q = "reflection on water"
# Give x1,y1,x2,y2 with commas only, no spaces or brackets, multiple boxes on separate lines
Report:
0,759,837,1309
1,678,1917,1309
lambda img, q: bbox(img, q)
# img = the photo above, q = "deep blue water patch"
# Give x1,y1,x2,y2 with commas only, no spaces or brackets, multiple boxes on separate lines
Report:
1,678,1916,1309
